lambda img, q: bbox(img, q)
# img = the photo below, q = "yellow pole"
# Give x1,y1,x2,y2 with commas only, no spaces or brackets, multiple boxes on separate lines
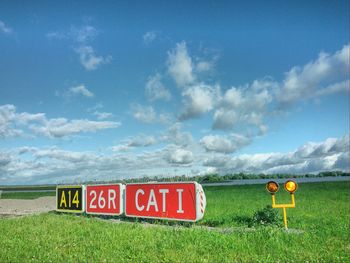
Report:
291,193,295,207
271,194,276,207
282,207,288,229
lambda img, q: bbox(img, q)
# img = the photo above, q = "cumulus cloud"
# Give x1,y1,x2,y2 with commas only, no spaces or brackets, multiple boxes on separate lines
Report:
1,104,33,138
179,84,220,120
278,44,350,105
315,79,350,97
131,103,170,124
145,73,171,101
75,45,112,71
112,134,157,152
69,84,94,98
31,118,120,138
200,133,252,154
167,41,195,87
143,31,157,45
71,25,98,43
0,20,12,34
1,134,348,184
111,145,131,152
0,104,120,139
0,151,12,167
167,148,194,165
203,134,349,174
128,135,157,147
203,154,230,167
131,104,157,123
47,24,112,71
165,43,348,135
0,145,186,184
212,78,276,131
196,61,213,73
161,123,193,147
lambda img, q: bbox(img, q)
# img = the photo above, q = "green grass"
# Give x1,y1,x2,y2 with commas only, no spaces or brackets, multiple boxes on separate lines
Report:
0,185,56,191
1,191,56,199
0,182,349,262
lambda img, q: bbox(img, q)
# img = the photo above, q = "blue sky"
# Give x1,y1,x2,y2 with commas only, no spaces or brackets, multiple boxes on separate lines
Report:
0,0,349,185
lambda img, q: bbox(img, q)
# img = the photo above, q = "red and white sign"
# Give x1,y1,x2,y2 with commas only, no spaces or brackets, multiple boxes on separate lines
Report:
125,182,206,222
86,184,124,215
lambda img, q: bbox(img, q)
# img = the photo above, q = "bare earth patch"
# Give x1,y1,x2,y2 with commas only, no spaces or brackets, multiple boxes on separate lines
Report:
0,197,55,217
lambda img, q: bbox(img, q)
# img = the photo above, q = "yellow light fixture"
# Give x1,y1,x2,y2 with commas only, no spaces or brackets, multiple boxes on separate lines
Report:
266,181,279,194
266,179,299,229
284,180,298,193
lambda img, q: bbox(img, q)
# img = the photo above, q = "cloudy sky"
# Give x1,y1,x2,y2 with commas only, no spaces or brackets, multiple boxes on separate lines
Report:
0,1,349,185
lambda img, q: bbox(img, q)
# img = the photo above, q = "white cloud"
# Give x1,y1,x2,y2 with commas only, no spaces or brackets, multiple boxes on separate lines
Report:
210,44,349,133
143,31,157,45
278,44,350,105
167,41,195,87
315,79,350,97
159,113,172,124
131,104,157,123
0,151,12,166
161,123,193,146
33,147,94,163
212,78,275,131
0,146,181,184
203,154,230,167
1,134,348,185
0,104,120,139
179,84,219,120
75,45,112,71
212,109,238,130
31,118,120,138
145,73,171,101
93,111,113,120
111,145,130,152
196,61,213,73
71,25,98,43
125,134,157,148
200,133,252,154
167,148,194,165
0,20,12,34
0,104,27,138
69,85,94,98
204,134,349,174
47,24,111,71
131,104,170,124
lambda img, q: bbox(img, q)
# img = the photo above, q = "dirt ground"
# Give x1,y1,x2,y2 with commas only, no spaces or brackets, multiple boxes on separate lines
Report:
0,197,56,217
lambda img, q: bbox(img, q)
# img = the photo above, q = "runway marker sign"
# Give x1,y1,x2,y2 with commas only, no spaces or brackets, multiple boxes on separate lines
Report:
125,182,206,222
86,184,124,215
56,185,85,213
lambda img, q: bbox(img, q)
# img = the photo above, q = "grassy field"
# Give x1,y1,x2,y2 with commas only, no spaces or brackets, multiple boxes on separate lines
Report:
1,191,56,199
0,182,349,262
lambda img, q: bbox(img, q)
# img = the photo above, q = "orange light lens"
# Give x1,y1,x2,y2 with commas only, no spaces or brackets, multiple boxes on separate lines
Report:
284,180,298,193
266,181,279,193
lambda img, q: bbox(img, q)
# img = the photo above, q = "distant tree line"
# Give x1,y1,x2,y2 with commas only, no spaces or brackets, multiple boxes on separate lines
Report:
113,170,350,184
1,171,349,190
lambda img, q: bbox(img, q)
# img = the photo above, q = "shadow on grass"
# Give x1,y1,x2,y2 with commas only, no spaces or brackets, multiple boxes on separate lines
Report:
50,205,281,229
50,210,196,228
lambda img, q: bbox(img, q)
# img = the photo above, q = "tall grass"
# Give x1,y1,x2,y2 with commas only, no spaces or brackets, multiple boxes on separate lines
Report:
0,182,349,262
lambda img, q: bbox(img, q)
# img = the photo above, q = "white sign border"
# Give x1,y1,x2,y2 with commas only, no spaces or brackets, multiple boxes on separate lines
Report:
56,185,86,213
124,181,206,222
85,183,125,216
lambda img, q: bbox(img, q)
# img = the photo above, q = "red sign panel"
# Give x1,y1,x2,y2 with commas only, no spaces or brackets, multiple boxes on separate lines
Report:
125,182,204,222
86,184,124,215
